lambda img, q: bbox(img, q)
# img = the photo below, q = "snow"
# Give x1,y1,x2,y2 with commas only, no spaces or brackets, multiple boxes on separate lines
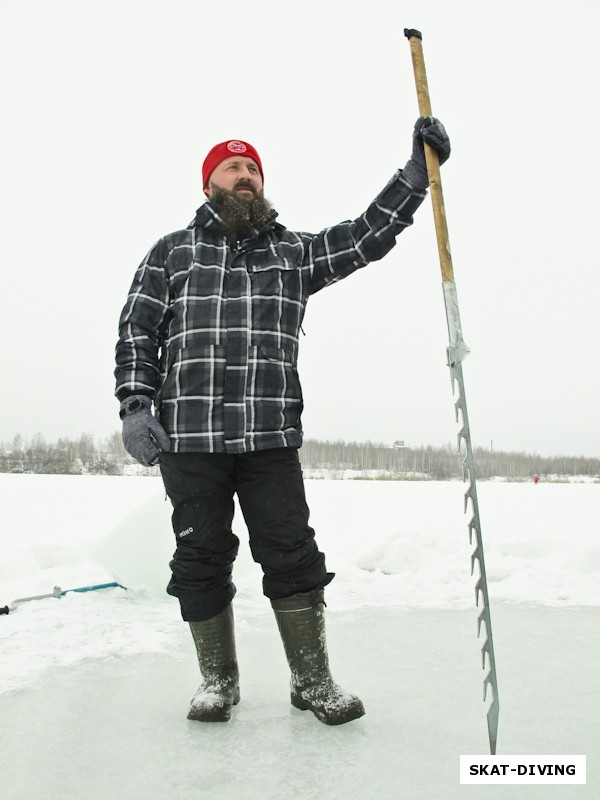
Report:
1,473,598,798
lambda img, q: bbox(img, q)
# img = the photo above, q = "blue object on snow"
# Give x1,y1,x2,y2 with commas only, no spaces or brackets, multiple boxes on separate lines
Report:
60,582,127,595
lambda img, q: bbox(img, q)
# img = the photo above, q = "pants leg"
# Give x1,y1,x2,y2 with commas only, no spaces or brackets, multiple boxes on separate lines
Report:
235,448,334,600
160,452,239,622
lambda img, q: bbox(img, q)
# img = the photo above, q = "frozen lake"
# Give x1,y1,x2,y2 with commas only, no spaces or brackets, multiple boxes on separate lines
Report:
1,474,598,798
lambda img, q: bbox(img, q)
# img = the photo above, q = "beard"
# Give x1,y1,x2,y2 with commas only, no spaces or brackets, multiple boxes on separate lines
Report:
209,182,274,240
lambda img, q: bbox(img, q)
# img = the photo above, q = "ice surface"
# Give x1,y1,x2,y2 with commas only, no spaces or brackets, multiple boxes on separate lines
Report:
1,474,599,798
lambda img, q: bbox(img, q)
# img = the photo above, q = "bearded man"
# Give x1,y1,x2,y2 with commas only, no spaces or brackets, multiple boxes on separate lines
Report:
114,119,450,725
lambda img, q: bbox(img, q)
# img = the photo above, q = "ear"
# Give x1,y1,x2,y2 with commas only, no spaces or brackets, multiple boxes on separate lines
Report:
203,185,212,198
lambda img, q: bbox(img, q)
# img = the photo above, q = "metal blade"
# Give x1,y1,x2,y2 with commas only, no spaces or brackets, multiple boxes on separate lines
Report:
444,280,500,755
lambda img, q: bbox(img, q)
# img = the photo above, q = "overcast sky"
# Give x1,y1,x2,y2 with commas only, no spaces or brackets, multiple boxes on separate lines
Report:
1,0,599,457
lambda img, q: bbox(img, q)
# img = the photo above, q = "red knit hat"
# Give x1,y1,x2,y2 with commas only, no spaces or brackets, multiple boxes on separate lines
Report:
202,140,264,189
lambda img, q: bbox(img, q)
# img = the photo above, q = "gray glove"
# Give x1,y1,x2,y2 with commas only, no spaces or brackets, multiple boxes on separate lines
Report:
120,395,171,466
403,116,451,189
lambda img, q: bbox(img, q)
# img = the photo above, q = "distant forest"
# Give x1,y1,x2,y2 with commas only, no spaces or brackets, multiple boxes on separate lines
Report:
0,432,598,481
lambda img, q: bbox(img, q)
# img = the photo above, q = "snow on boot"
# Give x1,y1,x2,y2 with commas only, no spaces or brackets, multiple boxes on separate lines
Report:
187,603,240,722
271,589,365,726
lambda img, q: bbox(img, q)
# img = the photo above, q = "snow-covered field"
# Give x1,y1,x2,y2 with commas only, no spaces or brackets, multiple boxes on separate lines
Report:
1,474,598,799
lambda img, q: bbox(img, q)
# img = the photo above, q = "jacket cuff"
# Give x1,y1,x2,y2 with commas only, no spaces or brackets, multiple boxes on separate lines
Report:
119,394,153,420
116,388,153,403
401,158,429,190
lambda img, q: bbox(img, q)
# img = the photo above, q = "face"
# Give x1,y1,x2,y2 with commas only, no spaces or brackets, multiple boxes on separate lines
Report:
204,156,263,199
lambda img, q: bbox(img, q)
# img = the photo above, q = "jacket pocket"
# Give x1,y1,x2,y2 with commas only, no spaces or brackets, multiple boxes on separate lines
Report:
248,258,302,302
160,344,226,401
251,345,303,433
248,258,294,273
258,344,293,363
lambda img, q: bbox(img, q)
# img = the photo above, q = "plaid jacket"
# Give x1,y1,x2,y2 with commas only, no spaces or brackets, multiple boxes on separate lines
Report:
114,169,427,453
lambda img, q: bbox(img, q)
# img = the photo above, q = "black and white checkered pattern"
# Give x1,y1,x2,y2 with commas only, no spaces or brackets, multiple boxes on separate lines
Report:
114,169,426,453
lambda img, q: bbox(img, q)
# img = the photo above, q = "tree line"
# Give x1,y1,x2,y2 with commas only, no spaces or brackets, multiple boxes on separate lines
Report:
0,433,598,481
299,439,599,480
0,432,128,476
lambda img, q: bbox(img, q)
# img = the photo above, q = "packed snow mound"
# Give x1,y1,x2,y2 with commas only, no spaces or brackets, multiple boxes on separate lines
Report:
357,531,455,575
352,488,600,608
92,490,260,596
90,491,174,595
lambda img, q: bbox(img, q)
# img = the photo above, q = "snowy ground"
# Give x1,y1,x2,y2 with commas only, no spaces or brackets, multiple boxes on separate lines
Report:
1,474,598,799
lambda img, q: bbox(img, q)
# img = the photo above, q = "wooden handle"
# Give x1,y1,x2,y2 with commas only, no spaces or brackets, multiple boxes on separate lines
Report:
404,29,454,283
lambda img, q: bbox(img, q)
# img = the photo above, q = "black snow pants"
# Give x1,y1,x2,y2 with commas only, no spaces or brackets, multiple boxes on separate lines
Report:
159,448,333,622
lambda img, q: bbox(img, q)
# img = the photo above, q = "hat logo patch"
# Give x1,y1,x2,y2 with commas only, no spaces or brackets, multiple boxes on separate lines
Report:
227,140,247,153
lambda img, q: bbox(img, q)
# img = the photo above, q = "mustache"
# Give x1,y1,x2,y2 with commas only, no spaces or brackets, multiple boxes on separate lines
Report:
234,180,258,195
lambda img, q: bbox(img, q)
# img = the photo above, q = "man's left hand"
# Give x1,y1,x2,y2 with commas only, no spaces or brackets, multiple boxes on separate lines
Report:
403,116,451,189
415,116,451,165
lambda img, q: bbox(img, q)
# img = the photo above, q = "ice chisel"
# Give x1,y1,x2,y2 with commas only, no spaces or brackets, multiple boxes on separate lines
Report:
1,582,126,614
404,27,500,755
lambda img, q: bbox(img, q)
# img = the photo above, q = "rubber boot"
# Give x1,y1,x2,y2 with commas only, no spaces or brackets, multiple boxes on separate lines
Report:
271,589,365,725
187,603,240,722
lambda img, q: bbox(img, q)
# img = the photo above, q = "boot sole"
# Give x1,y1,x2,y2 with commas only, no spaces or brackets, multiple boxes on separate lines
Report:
290,692,365,725
187,706,232,722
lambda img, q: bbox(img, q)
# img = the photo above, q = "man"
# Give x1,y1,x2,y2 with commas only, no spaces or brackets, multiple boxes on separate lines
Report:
114,118,450,725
